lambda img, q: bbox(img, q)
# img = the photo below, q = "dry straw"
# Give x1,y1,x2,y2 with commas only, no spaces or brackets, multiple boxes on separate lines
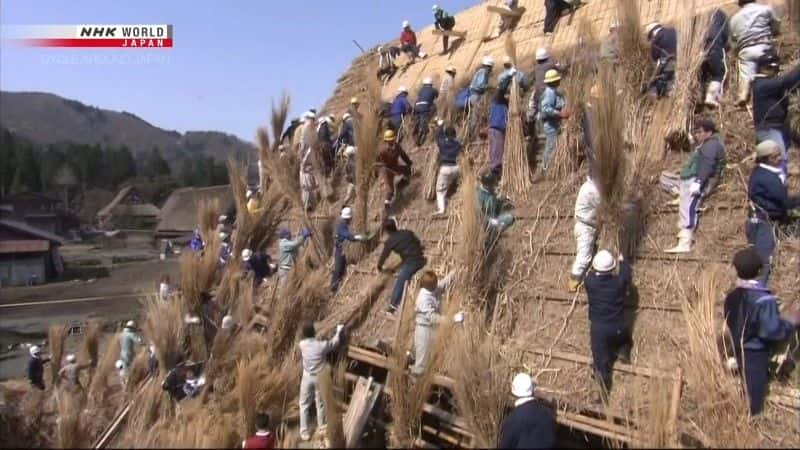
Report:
236,358,258,439
593,66,627,235
455,157,488,305
142,294,185,371
318,364,346,447
81,320,101,381
198,197,221,241
501,77,530,198
55,391,82,448
88,333,120,407
615,0,650,89
48,324,69,387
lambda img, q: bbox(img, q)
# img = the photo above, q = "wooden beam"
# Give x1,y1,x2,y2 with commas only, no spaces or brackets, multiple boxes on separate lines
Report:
431,29,467,38
486,5,523,17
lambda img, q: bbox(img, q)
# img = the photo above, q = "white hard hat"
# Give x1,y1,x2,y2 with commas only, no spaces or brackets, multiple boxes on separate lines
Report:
241,249,253,262
342,112,351,120
502,55,513,66
592,250,617,273
644,22,661,38
218,214,227,222
219,232,228,240
125,320,136,329
246,190,254,199
344,146,356,156
432,4,440,12
609,20,620,30
402,20,410,29
341,207,353,219
30,345,42,357
398,85,408,93
423,77,433,85
535,47,550,61
115,360,124,370
221,315,236,330
482,56,495,66
65,354,76,363
303,110,316,120
511,373,534,397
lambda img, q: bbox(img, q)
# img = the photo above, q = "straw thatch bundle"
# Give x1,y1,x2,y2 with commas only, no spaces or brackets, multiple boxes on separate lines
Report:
198,198,221,241
450,323,510,448
178,233,221,316
318,364,346,447
119,380,173,446
55,391,83,448
455,157,487,305
142,295,185,371
679,266,758,447
235,358,258,439
81,320,100,369
501,77,530,198
125,350,150,395
88,334,120,407
615,0,650,89
48,324,69,387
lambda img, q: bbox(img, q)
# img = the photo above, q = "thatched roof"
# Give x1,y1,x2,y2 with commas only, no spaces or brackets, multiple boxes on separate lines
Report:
0,218,65,245
97,185,133,219
156,185,234,233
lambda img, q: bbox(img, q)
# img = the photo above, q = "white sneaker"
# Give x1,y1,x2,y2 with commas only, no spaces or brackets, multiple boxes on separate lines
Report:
300,432,311,442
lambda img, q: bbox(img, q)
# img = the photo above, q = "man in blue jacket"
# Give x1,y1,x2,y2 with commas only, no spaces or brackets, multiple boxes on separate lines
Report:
724,248,800,415
336,112,355,151
433,120,462,215
746,140,800,283
469,56,494,110
539,69,569,172
389,86,412,140
584,250,632,398
413,77,439,146
488,91,509,177
752,53,800,175
703,9,729,108
644,22,677,99
497,373,555,449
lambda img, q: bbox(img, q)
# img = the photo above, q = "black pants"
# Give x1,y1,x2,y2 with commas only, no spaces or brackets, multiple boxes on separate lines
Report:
740,348,770,416
703,47,725,82
544,0,571,33
590,322,633,393
414,110,432,146
331,251,347,293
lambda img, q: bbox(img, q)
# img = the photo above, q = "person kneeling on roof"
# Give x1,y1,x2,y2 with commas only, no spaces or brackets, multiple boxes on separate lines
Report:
477,169,515,234
497,373,556,449
724,248,800,416
585,250,633,400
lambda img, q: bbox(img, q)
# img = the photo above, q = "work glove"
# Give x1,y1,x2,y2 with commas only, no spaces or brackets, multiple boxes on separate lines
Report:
354,234,366,242
488,218,501,228
452,311,465,324
436,118,444,127
336,324,345,334
688,181,702,197
509,68,517,76
184,314,201,325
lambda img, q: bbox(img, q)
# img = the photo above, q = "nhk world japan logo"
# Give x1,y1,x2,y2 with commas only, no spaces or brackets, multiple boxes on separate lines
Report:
3,25,173,48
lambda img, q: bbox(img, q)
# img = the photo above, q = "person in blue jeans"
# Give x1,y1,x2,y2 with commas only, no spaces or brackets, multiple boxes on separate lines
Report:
538,69,569,172
377,218,426,314
746,140,800,284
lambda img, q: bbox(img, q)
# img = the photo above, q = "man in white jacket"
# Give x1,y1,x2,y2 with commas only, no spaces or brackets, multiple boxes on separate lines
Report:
730,0,780,106
412,270,463,375
297,321,344,441
569,175,600,292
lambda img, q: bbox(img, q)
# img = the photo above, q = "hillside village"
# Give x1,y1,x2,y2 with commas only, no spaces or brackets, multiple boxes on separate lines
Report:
1,0,800,448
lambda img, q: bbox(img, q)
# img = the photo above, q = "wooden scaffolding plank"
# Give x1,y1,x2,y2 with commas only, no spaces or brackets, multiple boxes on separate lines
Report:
432,29,468,38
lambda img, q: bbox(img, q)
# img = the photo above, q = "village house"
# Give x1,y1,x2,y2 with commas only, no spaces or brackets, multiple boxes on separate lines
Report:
0,219,65,287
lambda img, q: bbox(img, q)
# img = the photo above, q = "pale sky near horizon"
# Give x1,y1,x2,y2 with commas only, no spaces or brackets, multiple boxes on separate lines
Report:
0,0,477,143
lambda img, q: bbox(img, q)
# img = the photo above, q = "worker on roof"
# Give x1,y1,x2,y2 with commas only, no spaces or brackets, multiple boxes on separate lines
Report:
662,118,726,254
413,77,439,146
752,53,800,176
568,173,600,292
544,0,580,36
317,115,336,178
377,45,402,83
243,412,275,449
378,217,427,315
336,112,355,151
477,169,515,234
702,9,729,108
432,4,457,54
389,86,412,139
469,56,494,107
497,55,528,96
539,68,569,172
400,20,426,63
118,320,143,386
599,21,620,66
348,96,361,119
278,227,312,285
746,140,800,284
440,66,457,98
433,120,462,216
246,189,262,215
411,270,463,375
299,143,319,212
497,373,556,448
342,146,357,205
378,129,413,211
527,48,565,145
488,90,509,177
493,0,521,39
330,207,368,293
27,345,50,390
188,228,204,252
298,321,345,441
219,232,232,267
731,0,780,107
584,250,632,400
281,117,301,147
724,248,800,416
242,248,274,287
644,22,677,99
58,353,91,392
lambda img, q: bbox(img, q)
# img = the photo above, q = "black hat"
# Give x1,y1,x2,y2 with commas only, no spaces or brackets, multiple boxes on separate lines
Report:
733,248,763,280
480,170,499,187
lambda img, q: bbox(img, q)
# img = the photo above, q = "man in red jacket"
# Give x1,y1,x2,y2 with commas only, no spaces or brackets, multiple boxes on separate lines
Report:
400,20,426,63
242,413,275,449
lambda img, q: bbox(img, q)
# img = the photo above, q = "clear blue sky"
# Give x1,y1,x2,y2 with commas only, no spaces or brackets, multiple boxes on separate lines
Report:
0,0,477,143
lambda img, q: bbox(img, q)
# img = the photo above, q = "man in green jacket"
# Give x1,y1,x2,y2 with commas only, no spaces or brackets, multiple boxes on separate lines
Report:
477,170,515,234
432,5,457,53
278,227,312,284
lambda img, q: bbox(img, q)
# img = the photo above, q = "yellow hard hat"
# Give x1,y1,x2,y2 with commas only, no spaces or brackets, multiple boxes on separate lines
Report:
544,69,561,84
383,129,397,142
350,96,359,105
